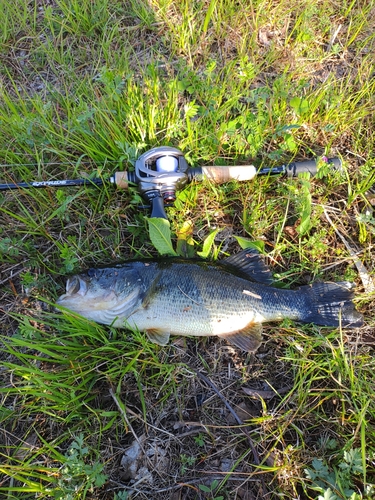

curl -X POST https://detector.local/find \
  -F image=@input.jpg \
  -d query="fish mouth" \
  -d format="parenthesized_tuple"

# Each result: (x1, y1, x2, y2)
(56, 276, 88, 304)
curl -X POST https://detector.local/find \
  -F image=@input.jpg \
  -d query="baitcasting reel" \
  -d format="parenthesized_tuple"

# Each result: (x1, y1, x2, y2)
(0, 146, 342, 219)
(111, 146, 265, 218)
(110, 146, 341, 218)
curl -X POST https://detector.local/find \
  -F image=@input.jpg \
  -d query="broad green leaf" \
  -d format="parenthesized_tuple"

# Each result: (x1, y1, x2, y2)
(199, 484, 211, 493)
(176, 220, 195, 258)
(297, 210, 312, 236)
(283, 133, 297, 152)
(146, 218, 177, 256)
(290, 96, 310, 115)
(197, 228, 220, 259)
(233, 236, 265, 253)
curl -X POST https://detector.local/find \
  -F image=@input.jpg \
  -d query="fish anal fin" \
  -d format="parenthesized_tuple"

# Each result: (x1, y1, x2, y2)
(222, 249, 273, 285)
(146, 328, 171, 346)
(220, 322, 263, 352)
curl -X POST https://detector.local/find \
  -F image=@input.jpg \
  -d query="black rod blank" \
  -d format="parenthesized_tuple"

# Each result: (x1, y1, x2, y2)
(0, 177, 104, 191)
(0, 157, 342, 191)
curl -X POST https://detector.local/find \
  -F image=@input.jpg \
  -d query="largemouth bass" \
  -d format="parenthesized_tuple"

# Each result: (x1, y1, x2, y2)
(56, 249, 363, 352)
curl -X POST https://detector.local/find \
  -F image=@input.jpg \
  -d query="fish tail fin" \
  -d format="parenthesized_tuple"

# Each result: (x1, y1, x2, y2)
(301, 281, 363, 327)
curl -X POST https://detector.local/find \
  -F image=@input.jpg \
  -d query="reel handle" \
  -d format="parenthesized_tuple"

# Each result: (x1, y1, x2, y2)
(150, 195, 168, 219)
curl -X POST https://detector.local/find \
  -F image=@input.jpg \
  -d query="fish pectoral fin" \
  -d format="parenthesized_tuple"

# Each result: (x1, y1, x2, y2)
(141, 271, 162, 309)
(146, 329, 171, 346)
(220, 322, 263, 352)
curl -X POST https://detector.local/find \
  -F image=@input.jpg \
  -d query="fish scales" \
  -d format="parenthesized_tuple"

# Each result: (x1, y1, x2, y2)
(126, 262, 299, 334)
(56, 249, 363, 352)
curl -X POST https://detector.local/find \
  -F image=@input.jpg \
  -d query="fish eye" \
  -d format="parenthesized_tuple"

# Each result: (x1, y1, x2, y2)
(87, 268, 96, 278)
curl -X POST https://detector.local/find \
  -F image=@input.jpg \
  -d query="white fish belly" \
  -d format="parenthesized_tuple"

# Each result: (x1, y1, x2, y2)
(122, 291, 266, 337)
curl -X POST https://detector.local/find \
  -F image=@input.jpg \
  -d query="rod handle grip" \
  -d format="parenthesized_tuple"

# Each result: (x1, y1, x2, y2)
(286, 157, 342, 177)
(112, 171, 130, 189)
(191, 165, 257, 184)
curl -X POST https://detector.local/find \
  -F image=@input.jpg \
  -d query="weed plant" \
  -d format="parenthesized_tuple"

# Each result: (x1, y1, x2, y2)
(0, 0, 374, 498)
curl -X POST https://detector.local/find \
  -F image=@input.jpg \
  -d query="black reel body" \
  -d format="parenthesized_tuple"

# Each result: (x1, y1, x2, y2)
(133, 147, 190, 218)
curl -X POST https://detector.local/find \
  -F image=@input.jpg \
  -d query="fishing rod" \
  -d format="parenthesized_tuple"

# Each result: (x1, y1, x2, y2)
(0, 146, 341, 219)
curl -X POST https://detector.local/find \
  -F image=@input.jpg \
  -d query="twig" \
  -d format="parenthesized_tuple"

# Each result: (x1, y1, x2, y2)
(108, 473, 262, 495)
(177, 285, 202, 306)
(109, 387, 140, 444)
(0, 267, 25, 286)
(323, 208, 375, 293)
(242, 386, 292, 400)
(321, 253, 364, 272)
(189, 368, 270, 500)
(326, 24, 342, 52)
(0, 244, 57, 286)
(109, 387, 177, 440)
(190, 368, 260, 466)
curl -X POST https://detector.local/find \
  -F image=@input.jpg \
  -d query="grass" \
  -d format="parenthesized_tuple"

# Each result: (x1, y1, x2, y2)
(0, 0, 374, 498)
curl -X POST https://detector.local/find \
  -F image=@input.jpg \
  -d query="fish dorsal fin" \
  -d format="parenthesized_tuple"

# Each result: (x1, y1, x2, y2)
(219, 322, 263, 352)
(222, 249, 273, 284)
(146, 329, 171, 346)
